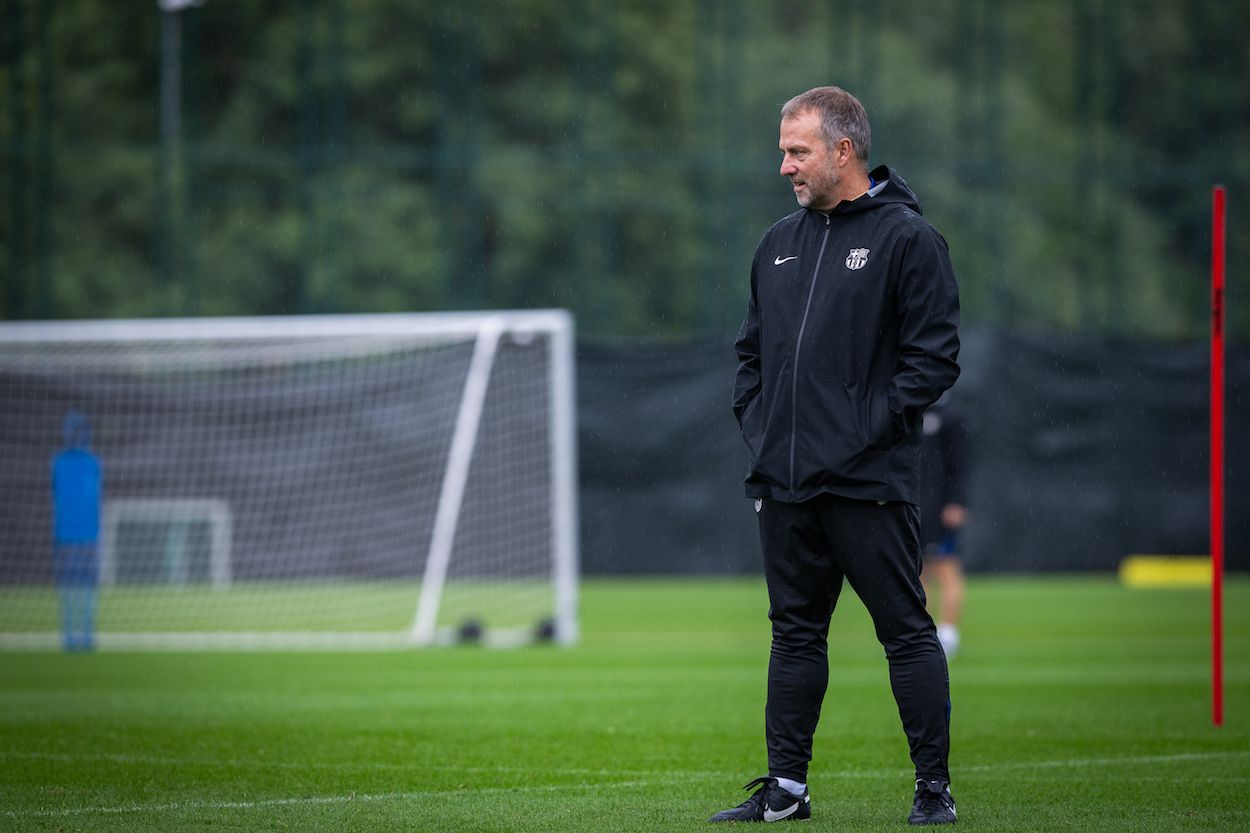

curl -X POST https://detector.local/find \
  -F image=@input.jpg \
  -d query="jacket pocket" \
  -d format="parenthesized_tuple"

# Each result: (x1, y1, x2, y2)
(799, 382, 873, 468)
(865, 389, 898, 450)
(739, 395, 764, 464)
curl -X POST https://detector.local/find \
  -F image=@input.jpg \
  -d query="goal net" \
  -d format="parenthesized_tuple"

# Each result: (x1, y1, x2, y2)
(0, 311, 579, 649)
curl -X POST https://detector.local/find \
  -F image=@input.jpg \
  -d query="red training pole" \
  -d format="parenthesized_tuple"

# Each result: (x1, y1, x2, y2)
(1211, 185, 1226, 728)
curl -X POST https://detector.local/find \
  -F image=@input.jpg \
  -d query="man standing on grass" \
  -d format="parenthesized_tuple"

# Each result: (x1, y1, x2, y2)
(919, 391, 970, 661)
(712, 86, 960, 825)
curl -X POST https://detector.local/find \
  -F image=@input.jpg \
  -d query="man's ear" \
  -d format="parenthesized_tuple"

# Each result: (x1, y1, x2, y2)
(835, 137, 855, 168)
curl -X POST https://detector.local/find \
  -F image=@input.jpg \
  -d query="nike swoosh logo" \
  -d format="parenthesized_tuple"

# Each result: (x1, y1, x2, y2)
(763, 803, 799, 822)
(774, 256, 798, 265)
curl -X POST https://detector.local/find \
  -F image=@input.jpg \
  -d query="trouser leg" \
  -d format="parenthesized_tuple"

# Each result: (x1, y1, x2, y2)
(56, 544, 98, 652)
(55, 545, 73, 651)
(820, 496, 951, 782)
(758, 498, 843, 782)
(58, 587, 73, 651)
(77, 585, 97, 650)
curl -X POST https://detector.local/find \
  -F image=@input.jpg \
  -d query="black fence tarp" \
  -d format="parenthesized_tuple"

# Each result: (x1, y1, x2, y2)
(577, 328, 1250, 574)
(3, 329, 1244, 578)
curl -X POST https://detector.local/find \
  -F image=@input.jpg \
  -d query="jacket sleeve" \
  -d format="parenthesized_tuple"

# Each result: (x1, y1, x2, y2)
(889, 223, 961, 439)
(732, 255, 763, 430)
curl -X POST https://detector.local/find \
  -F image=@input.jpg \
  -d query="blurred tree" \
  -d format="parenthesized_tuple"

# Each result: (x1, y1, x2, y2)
(0, 0, 1245, 340)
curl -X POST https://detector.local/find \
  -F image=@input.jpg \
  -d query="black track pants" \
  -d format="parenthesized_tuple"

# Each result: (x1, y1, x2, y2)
(757, 493, 951, 783)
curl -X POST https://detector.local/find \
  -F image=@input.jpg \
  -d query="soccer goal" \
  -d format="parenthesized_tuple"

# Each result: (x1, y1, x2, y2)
(0, 311, 579, 649)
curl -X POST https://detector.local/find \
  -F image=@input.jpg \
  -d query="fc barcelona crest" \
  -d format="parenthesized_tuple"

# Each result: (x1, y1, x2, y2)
(845, 248, 870, 270)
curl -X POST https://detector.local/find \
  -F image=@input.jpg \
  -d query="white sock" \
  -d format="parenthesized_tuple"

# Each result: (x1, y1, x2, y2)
(773, 777, 806, 796)
(937, 624, 960, 657)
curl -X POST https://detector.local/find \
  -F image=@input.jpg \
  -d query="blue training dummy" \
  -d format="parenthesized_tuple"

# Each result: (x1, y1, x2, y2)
(52, 410, 102, 652)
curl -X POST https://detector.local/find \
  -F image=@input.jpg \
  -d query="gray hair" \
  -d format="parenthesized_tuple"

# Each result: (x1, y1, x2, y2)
(781, 86, 871, 169)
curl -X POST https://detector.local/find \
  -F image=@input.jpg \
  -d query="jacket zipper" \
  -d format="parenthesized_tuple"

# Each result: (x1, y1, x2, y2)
(788, 213, 832, 498)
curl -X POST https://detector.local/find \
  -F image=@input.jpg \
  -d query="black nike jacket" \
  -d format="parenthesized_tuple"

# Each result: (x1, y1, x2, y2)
(733, 165, 960, 504)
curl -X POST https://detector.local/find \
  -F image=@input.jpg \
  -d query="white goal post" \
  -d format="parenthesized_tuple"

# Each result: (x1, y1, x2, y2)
(0, 311, 579, 649)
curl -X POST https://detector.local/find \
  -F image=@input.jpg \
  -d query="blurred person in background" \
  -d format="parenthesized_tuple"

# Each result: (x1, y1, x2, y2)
(919, 391, 969, 659)
(715, 86, 961, 826)
(51, 410, 102, 652)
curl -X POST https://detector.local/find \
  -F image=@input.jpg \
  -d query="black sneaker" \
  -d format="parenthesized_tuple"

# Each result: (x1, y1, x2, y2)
(709, 776, 811, 823)
(908, 778, 956, 825)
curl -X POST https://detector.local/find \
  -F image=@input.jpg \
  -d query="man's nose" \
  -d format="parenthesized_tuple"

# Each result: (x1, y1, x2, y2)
(780, 158, 797, 177)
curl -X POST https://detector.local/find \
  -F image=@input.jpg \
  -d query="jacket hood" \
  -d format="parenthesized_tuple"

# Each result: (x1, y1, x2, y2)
(824, 164, 922, 217)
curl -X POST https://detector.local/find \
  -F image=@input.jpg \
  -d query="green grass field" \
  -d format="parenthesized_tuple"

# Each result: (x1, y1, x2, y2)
(2, 575, 1247, 832)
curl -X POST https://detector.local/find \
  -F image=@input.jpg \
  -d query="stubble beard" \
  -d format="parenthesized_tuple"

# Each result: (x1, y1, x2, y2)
(794, 159, 841, 210)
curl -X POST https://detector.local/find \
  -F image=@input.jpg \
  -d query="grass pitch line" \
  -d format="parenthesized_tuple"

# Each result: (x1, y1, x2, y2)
(6, 749, 710, 778)
(968, 751, 1250, 771)
(825, 750, 1250, 780)
(8, 748, 1249, 781)
(7, 750, 1247, 821)
(3, 780, 653, 820)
